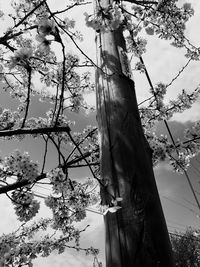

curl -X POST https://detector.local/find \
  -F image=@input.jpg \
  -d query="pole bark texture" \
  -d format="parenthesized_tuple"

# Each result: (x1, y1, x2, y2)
(95, 1, 175, 266)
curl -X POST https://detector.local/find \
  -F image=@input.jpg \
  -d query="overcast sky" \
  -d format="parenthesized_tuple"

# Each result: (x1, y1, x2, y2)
(0, 0, 200, 266)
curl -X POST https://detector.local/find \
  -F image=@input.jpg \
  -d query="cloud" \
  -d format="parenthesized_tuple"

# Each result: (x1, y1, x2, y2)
(31, 207, 105, 267)
(154, 161, 173, 173)
(154, 120, 194, 142)
(33, 250, 96, 267)
(135, 1, 200, 124)
(171, 99, 200, 123)
(0, 196, 21, 235)
(0, 195, 105, 267)
(83, 92, 96, 109)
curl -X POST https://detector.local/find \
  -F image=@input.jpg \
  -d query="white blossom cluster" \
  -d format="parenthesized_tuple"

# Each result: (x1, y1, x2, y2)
(185, 121, 200, 141)
(146, 132, 170, 166)
(132, 1, 194, 47)
(35, 15, 77, 53)
(170, 152, 191, 173)
(134, 62, 146, 73)
(84, 3, 124, 32)
(122, 1, 196, 61)
(11, 188, 40, 222)
(9, 48, 33, 69)
(45, 195, 77, 233)
(35, 18, 56, 53)
(47, 168, 69, 194)
(150, 83, 167, 110)
(145, 130, 198, 173)
(45, 173, 99, 233)
(140, 85, 200, 125)
(0, 109, 20, 131)
(181, 121, 200, 158)
(4, 150, 39, 182)
(45, 110, 73, 136)
(168, 87, 200, 116)
(0, 218, 93, 267)
(126, 36, 147, 57)
(61, 17, 76, 31)
(26, 116, 48, 129)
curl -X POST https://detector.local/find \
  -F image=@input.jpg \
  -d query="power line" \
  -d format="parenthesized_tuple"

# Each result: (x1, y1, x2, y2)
(33, 189, 200, 220)
(33, 191, 103, 215)
(167, 219, 189, 229)
(135, 45, 200, 212)
(190, 162, 200, 177)
(161, 195, 199, 216)
(163, 121, 200, 211)
(167, 225, 186, 232)
(182, 197, 198, 208)
(9, 175, 200, 219)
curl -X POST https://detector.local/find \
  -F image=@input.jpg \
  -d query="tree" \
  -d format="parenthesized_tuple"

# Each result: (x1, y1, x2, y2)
(170, 229, 200, 267)
(0, 0, 199, 266)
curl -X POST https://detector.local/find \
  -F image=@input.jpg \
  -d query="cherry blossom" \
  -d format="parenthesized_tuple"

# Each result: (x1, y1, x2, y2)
(0, 0, 198, 265)
(9, 48, 33, 69)
(4, 150, 39, 182)
(37, 19, 55, 36)
(12, 188, 40, 222)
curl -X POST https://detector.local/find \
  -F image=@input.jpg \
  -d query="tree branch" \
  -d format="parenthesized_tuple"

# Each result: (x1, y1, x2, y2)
(0, 173, 46, 194)
(13, 0, 46, 28)
(21, 68, 32, 128)
(123, 0, 157, 5)
(0, 148, 99, 194)
(0, 126, 71, 137)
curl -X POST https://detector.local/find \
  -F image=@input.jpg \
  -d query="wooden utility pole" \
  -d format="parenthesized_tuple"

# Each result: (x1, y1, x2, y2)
(95, 0, 174, 266)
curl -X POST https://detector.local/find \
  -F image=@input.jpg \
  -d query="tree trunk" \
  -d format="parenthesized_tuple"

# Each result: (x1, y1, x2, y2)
(95, 2, 174, 266)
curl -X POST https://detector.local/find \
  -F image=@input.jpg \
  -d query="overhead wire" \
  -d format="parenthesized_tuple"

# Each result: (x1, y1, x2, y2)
(190, 161, 200, 177)
(6, 171, 197, 233)
(134, 38, 200, 211)
(124, 10, 200, 211)
(30, 190, 200, 243)
(33, 189, 199, 235)
(161, 195, 199, 217)
(33, 189, 103, 215)
(182, 197, 198, 208)
(32, 184, 199, 227)
(34, 189, 193, 233)
(167, 218, 191, 229)
(164, 118, 200, 211)
(167, 225, 186, 232)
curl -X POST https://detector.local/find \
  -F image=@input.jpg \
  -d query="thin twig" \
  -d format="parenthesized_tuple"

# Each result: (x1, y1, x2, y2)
(41, 135, 49, 173)
(65, 127, 97, 163)
(67, 131, 102, 184)
(166, 58, 192, 89)
(50, 2, 92, 17)
(47, 134, 66, 164)
(13, 0, 46, 28)
(21, 68, 32, 128)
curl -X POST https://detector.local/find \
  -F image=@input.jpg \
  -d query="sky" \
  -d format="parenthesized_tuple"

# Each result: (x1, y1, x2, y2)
(0, 0, 200, 266)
